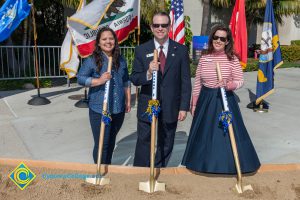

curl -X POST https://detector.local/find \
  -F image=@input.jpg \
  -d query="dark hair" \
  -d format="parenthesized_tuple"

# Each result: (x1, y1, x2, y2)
(93, 27, 120, 72)
(203, 24, 236, 60)
(152, 11, 171, 25)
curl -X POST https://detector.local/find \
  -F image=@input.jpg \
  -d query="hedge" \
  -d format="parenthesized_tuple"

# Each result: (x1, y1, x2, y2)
(281, 45, 300, 62)
(291, 40, 300, 46)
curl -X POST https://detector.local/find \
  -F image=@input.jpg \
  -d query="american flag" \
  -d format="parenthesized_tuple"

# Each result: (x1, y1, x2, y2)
(169, 0, 185, 44)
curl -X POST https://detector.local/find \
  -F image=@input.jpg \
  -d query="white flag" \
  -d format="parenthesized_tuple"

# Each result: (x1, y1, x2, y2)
(60, 0, 86, 79)
(68, 0, 139, 57)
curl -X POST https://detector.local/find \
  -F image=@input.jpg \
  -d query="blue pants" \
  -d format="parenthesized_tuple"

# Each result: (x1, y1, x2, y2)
(89, 109, 125, 164)
(133, 119, 177, 167)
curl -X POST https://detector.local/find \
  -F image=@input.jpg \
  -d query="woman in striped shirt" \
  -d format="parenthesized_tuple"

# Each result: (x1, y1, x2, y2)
(182, 24, 260, 174)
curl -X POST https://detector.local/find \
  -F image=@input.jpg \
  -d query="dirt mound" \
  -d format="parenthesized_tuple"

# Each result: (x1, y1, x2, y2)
(0, 165, 299, 200)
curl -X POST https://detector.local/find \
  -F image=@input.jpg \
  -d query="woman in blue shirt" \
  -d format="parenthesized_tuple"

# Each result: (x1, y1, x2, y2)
(77, 27, 131, 164)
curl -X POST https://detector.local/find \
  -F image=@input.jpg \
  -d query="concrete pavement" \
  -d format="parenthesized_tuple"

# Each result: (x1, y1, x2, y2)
(0, 68, 299, 167)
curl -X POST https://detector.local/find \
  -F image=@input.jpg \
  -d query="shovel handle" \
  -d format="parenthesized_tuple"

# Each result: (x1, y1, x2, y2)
(96, 57, 113, 178)
(152, 50, 158, 100)
(150, 50, 158, 192)
(216, 62, 243, 190)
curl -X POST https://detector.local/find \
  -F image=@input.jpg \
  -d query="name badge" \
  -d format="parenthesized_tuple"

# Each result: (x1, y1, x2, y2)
(146, 53, 154, 58)
(204, 58, 212, 62)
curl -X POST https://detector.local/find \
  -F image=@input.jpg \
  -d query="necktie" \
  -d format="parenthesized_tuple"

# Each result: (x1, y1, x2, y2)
(159, 46, 166, 74)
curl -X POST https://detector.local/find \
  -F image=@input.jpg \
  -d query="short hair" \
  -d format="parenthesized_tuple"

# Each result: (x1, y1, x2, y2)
(152, 11, 171, 25)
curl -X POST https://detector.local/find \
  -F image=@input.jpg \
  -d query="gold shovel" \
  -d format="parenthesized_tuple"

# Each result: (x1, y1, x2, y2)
(85, 57, 113, 185)
(139, 50, 165, 193)
(216, 63, 253, 193)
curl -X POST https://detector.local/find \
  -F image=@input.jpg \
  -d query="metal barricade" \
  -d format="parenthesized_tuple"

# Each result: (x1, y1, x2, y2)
(0, 46, 135, 80)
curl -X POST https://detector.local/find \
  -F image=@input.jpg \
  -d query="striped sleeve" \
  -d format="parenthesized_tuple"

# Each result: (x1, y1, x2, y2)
(226, 56, 244, 90)
(191, 60, 202, 106)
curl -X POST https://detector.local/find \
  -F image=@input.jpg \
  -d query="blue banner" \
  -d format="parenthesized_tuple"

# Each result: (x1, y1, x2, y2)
(0, 0, 31, 42)
(256, 0, 283, 104)
(192, 36, 208, 62)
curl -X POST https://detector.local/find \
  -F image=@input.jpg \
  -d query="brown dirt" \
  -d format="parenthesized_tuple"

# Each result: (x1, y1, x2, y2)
(0, 165, 299, 200)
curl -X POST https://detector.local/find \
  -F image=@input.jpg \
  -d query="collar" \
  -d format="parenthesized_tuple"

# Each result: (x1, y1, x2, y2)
(102, 51, 112, 59)
(154, 38, 169, 50)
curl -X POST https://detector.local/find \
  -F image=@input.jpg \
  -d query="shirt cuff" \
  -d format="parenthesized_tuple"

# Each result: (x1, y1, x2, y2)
(146, 70, 152, 81)
(225, 81, 237, 91)
(191, 95, 199, 106)
(85, 77, 92, 87)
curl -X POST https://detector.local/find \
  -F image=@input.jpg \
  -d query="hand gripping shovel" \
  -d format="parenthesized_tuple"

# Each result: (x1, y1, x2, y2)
(139, 50, 165, 193)
(216, 63, 253, 194)
(86, 57, 113, 185)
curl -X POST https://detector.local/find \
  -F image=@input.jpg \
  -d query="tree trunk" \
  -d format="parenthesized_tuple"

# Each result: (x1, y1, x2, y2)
(22, 19, 28, 46)
(27, 14, 32, 46)
(201, 0, 211, 35)
(4, 37, 19, 76)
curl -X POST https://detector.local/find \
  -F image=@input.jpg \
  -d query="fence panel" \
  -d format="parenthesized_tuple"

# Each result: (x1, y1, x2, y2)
(0, 46, 135, 80)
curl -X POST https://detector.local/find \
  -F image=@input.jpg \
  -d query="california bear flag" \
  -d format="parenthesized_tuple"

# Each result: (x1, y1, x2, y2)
(67, 0, 139, 57)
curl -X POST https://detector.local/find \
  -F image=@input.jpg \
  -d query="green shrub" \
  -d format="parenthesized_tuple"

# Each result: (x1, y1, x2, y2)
(281, 45, 300, 62)
(121, 49, 135, 75)
(190, 63, 197, 77)
(291, 40, 300, 46)
(244, 59, 259, 72)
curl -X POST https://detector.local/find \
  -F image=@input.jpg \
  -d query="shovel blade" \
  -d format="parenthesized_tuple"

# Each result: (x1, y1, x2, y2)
(235, 183, 253, 194)
(139, 180, 165, 193)
(85, 177, 110, 185)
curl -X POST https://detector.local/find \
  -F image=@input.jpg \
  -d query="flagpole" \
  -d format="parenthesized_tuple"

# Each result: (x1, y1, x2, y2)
(135, 0, 141, 107)
(28, 0, 51, 105)
(138, 0, 141, 45)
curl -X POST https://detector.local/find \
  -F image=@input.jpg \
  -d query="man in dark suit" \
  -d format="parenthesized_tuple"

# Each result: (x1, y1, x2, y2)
(130, 12, 191, 167)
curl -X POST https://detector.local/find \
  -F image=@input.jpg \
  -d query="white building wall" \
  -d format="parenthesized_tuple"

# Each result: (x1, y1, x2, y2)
(184, 2, 300, 45)
(183, 0, 203, 36)
(256, 16, 300, 45)
(277, 16, 300, 45)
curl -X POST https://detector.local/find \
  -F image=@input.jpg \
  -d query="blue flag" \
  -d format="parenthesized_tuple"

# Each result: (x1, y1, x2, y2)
(0, 0, 31, 42)
(256, 0, 283, 105)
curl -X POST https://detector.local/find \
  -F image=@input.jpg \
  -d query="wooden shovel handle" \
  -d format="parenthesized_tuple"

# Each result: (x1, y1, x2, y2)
(96, 56, 113, 176)
(153, 49, 158, 62)
(216, 62, 222, 81)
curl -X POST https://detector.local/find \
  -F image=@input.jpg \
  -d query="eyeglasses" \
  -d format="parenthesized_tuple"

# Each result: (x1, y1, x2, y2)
(152, 24, 169, 28)
(212, 35, 227, 42)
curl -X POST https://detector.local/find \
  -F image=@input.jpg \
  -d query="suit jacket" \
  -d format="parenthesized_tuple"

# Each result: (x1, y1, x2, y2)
(130, 39, 191, 123)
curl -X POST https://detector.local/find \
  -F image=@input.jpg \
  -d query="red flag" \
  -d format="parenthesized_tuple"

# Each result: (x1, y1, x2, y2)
(229, 0, 247, 69)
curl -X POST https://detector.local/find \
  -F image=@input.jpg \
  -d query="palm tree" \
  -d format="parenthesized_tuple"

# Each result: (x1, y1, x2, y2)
(59, 0, 83, 9)
(59, 0, 166, 25)
(200, 0, 210, 35)
(201, 0, 300, 35)
(246, 0, 300, 25)
(140, 0, 167, 25)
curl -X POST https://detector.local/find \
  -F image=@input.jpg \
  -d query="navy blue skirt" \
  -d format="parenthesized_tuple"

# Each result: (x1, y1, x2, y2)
(182, 86, 260, 174)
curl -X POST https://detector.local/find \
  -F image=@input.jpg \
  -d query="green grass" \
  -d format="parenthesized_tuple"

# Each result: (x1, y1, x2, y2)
(279, 62, 300, 69)
(0, 79, 52, 91)
(243, 58, 300, 72)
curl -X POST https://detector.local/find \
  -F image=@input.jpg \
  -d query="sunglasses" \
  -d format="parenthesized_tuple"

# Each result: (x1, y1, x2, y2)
(152, 24, 169, 28)
(212, 35, 227, 42)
